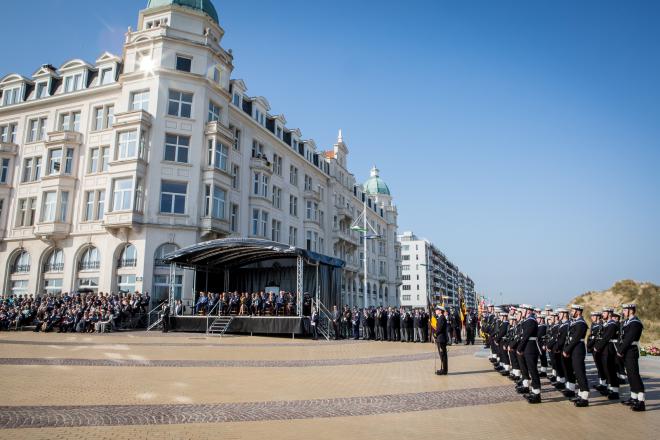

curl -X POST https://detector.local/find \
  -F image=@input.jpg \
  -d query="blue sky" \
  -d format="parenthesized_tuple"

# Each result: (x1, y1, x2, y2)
(2, 0, 659, 305)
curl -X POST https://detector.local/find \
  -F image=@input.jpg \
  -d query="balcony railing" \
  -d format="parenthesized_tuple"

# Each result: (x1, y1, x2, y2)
(12, 265, 31, 273)
(117, 258, 137, 268)
(78, 261, 100, 271)
(43, 263, 64, 273)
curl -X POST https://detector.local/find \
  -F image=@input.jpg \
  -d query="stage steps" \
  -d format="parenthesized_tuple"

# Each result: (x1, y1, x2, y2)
(146, 318, 162, 332)
(207, 316, 233, 336)
(312, 300, 334, 341)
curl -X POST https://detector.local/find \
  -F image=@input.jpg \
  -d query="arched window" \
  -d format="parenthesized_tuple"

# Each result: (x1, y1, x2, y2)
(44, 249, 64, 272)
(153, 243, 182, 302)
(78, 246, 100, 271)
(117, 244, 137, 268)
(12, 251, 31, 273)
(154, 243, 178, 266)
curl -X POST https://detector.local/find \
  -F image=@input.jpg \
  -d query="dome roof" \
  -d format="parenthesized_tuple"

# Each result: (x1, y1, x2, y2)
(147, 0, 219, 24)
(363, 166, 391, 196)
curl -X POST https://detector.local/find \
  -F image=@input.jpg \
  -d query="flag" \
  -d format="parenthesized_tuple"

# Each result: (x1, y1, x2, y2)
(430, 314, 437, 331)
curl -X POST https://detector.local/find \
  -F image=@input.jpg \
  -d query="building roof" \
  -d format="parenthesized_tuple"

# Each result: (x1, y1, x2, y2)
(363, 166, 391, 196)
(146, 0, 219, 24)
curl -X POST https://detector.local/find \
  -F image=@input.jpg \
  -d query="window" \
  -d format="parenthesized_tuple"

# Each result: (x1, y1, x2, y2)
(130, 90, 150, 111)
(251, 209, 259, 236)
(167, 90, 192, 118)
(26, 117, 47, 142)
(207, 139, 228, 170)
(47, 148, 73, 175)
(289, 195, 298, 216)
(12, 251, 31, 273)
(44, 249, 64, 272)
(36, 82, 48, 99)
(304, 174, 313, 191)
(251, 140, 264, 158)
(232, 127, 241, 150)
(112, 178, 133, 211)
(402, 295, 411, 301)
(153, 274, 182, 301)
(204, 185, 225, 219)
(402, 285, 411, 291)
(10, 280, 28, 296)
(41, 191, 57, 222)
(232, 93, 241, 107)
(101, 147, 110, 172)
(63, 73, 84, 93)
(164, 134, 190, 163)
(58, 111, 81, 131)
(306, 201, 319, 221)
(252, 172, 268, 198)
(100, 68, 114, 85)
(118, 244, 137, 268)
(271, 219, 281, 242)
(208, 101, 221, 122)
(289, 165, 298, 186)
(84, 190, 105, 221)
(0, 123, 17, 143)
(261, 211, 268, 236)
(15, 197, 36, 226)
(175, 55, 192, 72)
(273, 154, 282, 176)
(93, 105, 114, 130)
(160, 181, 187, 214)
(0, 158, 9, 184)
(117, 274, 137, 293)
(230, 203, 239, 232)
(231, 163, 240, 189)
(288, 227, 297, 246)
(88, 148, 99, 173)
(59, 191, 69, 222)
(43, 279, 63, 295)
(117, 131, 138, 159)
(79, 247, 100, 271)
(2, 86, 22, 105)
(272, 186, 281, 209)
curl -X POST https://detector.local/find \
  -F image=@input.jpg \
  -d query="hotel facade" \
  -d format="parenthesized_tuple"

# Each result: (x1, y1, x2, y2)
(0, 0, 401, 308)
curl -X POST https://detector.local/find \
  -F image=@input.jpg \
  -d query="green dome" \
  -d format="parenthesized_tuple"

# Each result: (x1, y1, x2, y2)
(364, 166, 391, 196)
(147, 0, 219, 24)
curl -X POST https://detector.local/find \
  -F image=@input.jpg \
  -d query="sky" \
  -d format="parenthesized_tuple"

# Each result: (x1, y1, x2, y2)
(2, 0, 659, 305)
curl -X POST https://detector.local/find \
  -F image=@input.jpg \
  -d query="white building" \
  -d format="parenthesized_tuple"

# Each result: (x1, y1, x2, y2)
(398, 231, 475, 309)
(0, 0, 400, 308)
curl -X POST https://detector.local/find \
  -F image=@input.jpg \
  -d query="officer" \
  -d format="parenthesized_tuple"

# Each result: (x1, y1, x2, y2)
(554, 308, 570, 390)
(587, 311, 606, 393)
(536, 310, 548, 377)
(160, 300, 171, 333)
(594, 307, 619, 398)
(434, 306, 448, 375)
(618, 303, 646, 411)
(465, 308, 477, 345)
(518, 304, 541, 403)
(563, 304, 589, 407)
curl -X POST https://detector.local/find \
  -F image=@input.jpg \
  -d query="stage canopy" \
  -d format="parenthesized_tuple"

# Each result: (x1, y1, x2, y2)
(162, 238, 345, 269)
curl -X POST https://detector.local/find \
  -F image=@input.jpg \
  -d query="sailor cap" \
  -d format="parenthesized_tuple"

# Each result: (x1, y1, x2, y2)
(435, 306, 445, 312)
(522, 304, 535, 311)
(590, 311, 601, 317)
(612, 311, 621, 318)
(570, 304, 584, 311)
(534, 308, 542, 313)
(621, 303, 636, 309)
(556, 308, 568, 313)
(601, 307, 614, 313)
(551, 312, 559, 317)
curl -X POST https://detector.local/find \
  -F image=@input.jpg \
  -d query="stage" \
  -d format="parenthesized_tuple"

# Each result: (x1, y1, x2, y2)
(170, 316, 310, 336)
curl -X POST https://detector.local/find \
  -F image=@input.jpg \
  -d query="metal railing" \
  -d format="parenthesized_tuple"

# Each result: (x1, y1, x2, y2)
(206, 300, 220, 332)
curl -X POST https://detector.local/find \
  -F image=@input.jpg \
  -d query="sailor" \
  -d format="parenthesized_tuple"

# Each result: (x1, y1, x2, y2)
(587, 311, 607, 393)
(501, 311, 517, 378)
(507, 308, 522, 382)
(613, 312, 628, 384)
(494, 310, 509, 373)
(536, 309, 548, 377)
(618, 303, 646, 411)
(514, 308, 528, 392)
(553, 308, 570, 390)
(593, 307, 618, 398)
(545, 312, 559, 383)
(563, 304, 589, 407)
(518, 304, 541, 403)
(486, 304, 497, 361)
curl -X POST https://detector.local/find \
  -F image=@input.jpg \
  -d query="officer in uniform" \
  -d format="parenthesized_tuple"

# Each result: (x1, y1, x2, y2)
(536, 310, 548, 377)
(587, 311, 606, 393)
(554, 308, 570, 390)
(618, 303, 646, 411)
(518, 304, 541, 403)
(434, 306, 448, 375)
(594, 307, 619, 398)
(160, 301, 171, 333)
(563, 304, 589, 407)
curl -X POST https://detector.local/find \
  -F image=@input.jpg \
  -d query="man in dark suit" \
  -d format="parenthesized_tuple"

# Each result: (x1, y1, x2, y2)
(435, 306, 449, 375)
(311, 308, 319, 340)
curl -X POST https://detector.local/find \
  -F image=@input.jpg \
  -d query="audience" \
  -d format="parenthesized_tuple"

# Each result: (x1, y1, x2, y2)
(192, 290, 299, 317)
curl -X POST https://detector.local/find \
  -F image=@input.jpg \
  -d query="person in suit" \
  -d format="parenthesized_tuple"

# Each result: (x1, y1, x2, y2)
(435, 306, 449, 375)
(174, 299, 185, 316)
(352, 307, 360, 340)
(310, 308, 319, 340)
(331, 305, 341, 340)
(160, 301, 171, 333)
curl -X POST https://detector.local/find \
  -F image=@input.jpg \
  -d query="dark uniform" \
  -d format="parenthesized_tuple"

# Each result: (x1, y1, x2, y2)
(494, 315, 509, 372)
(554, 315, 570, 390)
(518, 309, 541, 403)
(537, 318, 548, 377)
(587, 314, 605, 391)
(435, 311, 448, 375)
(564, 311, 589, 407)
(160, 302, 170, 333)
(594, 315, 620, 397)
(617, 306, 645, 411)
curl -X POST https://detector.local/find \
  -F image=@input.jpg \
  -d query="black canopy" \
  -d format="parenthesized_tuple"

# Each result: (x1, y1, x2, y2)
(162, 238, 345, 270)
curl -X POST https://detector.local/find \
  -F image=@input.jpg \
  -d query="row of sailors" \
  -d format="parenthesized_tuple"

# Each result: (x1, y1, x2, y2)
(481, 303, 646, 411)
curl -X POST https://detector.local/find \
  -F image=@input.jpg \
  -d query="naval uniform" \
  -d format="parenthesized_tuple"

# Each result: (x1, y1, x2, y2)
(555, 320, 569, 387)
(565, 316, 589, 401)
(594, 319, 620, 393)
(519, 314, 541, 398)
(617, 316, 645, 401)
(537, 322, 548, 375)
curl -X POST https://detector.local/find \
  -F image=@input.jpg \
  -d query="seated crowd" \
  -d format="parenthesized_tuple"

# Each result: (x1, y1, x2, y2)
(0, 291, 150, 333)
(191, 291, 299, 317)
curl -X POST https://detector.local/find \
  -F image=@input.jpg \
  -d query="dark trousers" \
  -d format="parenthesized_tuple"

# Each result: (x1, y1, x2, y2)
(525, 347, 541, 390)
(624, 347, 644, 393)
(437, 342, 448, 373)
(352, 323, 360, 339)
(517, 351, 528, 380)
(161, 316, 169, 333)
(454, 326, 462, 343)
(562, 353, 575, 383)
(332, 321, 339, 339)
(593, 350, 606, 381)
(571, 344, 588, 392)
(539, 348, 548, 368)
(604, 346, 620, 387)
(510, 349, 519, 370)
(311, 324, 318, 340)
(466, 327, 475, 344)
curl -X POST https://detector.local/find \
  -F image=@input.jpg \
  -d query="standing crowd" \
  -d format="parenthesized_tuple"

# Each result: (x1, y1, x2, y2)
(482, 302, 646, 411)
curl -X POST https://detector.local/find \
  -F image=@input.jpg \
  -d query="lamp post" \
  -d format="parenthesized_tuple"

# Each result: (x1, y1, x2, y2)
(351, 197, 378, 309)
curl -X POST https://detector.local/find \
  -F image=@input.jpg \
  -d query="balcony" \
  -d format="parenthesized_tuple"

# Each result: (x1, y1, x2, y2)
(205, 121, 234, 142)
(199, 216, 231, 239)
(117, 258, 137, 269)
(249, 154, 272, 174)
(113, 110, 153, 129)
(103, 211, 144, 232)
(303, 188, 321, 201)
(11, 265, 31, 274)
(46, 130, 83, 146)
(43, 263, 64, 273)
(335, 204, 352, 220)
(336, 229, 359, 247)
(0, 142, 18, 155)
(78, 261, 100, 271)
(34, 222, 71, 240)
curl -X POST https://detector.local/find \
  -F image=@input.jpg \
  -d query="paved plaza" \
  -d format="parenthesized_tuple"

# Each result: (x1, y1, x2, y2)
(0, 332, 658, 439)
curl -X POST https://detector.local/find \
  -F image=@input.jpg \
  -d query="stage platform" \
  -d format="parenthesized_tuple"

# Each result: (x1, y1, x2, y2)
(170, 316, 310, 336)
